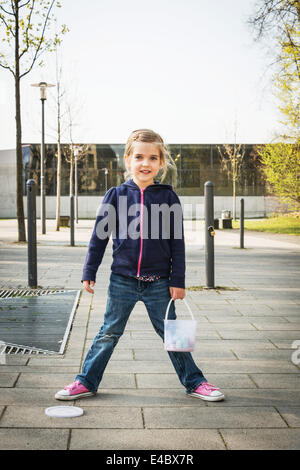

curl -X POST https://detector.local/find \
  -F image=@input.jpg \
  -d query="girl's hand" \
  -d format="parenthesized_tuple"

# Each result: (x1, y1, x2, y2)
(82, 280, 95, 294)
(169, 286, 185, 300)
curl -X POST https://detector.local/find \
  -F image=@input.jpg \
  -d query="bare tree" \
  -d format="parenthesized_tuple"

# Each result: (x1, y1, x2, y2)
(0, 0, 67, 241)
(217, 143, 246, 220)
(62, 142, 89, 224)
(61, 93, 88, 198)
(41, 54, 82, 230)
(249, 1, 300, 208)
(249, 0, 300, 42)
(55, 66, 63, 230)
(54, 52, 68, 230)
(249, 0, 300, 139)
(50, 58, 86, 227)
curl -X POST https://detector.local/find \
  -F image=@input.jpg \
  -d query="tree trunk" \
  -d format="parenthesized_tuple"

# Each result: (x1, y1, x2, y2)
(233, 178, 236, 221)
(15, 4, 26, 242)
(55, 140, 62, 231)
(55, 92, 62, 231)
(70, 151, 74, 196)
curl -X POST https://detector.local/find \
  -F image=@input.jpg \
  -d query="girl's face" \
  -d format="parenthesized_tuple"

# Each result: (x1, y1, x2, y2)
(126, 141, 163, 189)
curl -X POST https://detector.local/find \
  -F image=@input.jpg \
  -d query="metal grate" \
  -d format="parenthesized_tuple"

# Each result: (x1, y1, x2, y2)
(0, 341, 56, 355)
(0, 288, 66, 299)
(0, 288, 81, 355)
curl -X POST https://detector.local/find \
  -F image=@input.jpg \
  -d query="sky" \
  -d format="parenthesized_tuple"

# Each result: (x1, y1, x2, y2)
(0, 0, 285, 150)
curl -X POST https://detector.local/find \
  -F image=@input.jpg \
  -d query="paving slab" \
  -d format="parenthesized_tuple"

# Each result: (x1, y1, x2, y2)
(77, 388, 207, 407)
(70, 428, 226, 450)
(0, 356, 28, 365)
(133, 348, 237, 361)
(135, 360, 298, 374)
(27, 357, 82, 366)
(143, 406, 287, 429)
(0, 373, 18, 387)
(240, 309, 300, 317)
(75, 388, 300, 408)
(251, 321, 300, 330)
(261, 331, 300, 340)
(26, 349, 134, 362)
(216, 329, 297, 340)
(0, 406, 143, 429)
(0, 365, 80, 374)
(276, 407, 300, 427)
(136, 373, 256, 389)
(0, 428, 69, 450)
(284, 315, 300, 322)
(220, 429, 300, 450)
(233, 350, 293, 360)
(250, 374, 300, 389)
(15, 372, 137, 389)
(84, 338, 277, 352)
(105, 360, 174, 373)
(205, 389, 300, 407)
(0, 387, 68, 406)
(271, 339, 300, 349)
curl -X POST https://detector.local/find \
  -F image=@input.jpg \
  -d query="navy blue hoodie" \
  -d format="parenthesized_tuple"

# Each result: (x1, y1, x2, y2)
(81, 178, 185, 288)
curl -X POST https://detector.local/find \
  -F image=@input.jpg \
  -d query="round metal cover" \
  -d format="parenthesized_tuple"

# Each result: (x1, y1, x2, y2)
(45, 406, 83, 418)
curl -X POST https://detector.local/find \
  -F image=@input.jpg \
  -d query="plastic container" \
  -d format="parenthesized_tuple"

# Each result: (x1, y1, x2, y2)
(164, 298, 197, 352)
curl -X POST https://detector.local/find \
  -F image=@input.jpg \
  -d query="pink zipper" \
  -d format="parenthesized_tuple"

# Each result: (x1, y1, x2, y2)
(137, 188, 144, 277)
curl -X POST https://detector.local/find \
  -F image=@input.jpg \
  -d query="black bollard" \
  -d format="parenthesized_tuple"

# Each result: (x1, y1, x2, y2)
(26, 179, 37, 288)
(204, 181, 215, 288)
(240, 198, 244, 249)
(70, 195, 75, 246)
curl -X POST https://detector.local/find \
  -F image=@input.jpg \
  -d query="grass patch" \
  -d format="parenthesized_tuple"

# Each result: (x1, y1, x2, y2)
(232, 214, 300, 236)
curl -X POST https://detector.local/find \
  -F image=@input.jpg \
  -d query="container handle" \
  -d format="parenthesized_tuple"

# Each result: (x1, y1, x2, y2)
(165, 297, 195, 322)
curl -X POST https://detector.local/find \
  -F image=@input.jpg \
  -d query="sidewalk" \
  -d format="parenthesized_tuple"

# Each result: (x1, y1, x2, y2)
(0, 219, 300, 450)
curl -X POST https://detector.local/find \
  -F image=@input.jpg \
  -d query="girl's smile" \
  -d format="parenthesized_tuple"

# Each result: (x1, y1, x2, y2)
(126, 142, 162, 189)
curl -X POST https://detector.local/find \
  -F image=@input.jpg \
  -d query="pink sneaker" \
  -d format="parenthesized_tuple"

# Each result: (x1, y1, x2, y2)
(188, 382, 225, 401)
(55, 380, 95, 400)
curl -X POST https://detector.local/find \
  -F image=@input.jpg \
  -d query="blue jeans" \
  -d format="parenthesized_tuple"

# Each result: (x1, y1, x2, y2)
(76, 272, 207, 393)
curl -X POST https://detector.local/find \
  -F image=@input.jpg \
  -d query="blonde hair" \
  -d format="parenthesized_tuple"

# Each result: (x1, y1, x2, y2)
(123, 129, 177, 185)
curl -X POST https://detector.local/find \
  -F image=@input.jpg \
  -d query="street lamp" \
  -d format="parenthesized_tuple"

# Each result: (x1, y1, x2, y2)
(31, 81, 55, 234)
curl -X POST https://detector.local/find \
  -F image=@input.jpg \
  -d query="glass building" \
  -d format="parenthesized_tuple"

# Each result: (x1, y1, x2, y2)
(22, 143, 266, 197)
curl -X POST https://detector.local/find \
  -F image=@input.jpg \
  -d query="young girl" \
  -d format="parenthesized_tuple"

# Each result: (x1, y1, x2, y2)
(55, 129, 224, 402)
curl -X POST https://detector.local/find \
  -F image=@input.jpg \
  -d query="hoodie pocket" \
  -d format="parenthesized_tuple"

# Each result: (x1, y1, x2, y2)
(141, 239, 171, 271)
(112, 238, 139, 268)
(113, 239, 126, 255)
